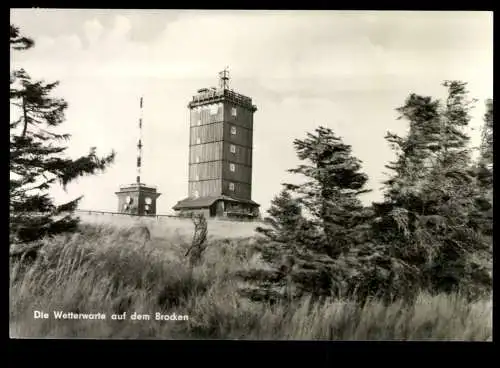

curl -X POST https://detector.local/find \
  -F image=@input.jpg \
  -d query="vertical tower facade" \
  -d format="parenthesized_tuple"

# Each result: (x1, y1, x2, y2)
(115, 96, 161, 216)
(173, 70, 260, 219)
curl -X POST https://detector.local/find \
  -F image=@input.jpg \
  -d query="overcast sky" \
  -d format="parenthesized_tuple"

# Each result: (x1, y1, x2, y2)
(10, 9, 493, 215)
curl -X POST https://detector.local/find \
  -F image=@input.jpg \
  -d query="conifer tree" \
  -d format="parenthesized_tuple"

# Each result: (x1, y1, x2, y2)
(373, 81, 491, 298)
(481, 99, 493, 165)
(371, 93, 443, 276)
(256, 188, 304, 243)
(241, 127, 372, 301)
(284, 126, 371, 257)
(466, 98, 493, 291)
(476, 99, 493, 195)
(242, 188, 312, 303)
(10, 25, 115, 245)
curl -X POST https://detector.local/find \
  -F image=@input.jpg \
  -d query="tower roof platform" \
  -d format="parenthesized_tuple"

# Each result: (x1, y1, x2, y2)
(188, 88, 257, 112)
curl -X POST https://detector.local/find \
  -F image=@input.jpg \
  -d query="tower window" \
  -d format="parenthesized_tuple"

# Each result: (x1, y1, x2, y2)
(196, 137, 201, 144)
(195, 156, 200, 163)
(195, 174, 199, 181)
(229, 182, 235, 191)
(229, 163, 235, 172)
(210, 104, 218, 115)
(230, 144, 236, 153)
(197, 119, 201, 126)
(231, 107, 237, 117)
(230, 126, 237, 135)
(193, 190, 199, 198)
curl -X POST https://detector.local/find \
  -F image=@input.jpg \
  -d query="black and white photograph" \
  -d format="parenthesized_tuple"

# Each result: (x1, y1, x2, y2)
(9, 9, 492, 340)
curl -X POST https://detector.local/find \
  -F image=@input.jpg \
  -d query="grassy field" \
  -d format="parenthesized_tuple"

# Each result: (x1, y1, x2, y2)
(9, 222, 492, 340)
(74, 211, 262, 242)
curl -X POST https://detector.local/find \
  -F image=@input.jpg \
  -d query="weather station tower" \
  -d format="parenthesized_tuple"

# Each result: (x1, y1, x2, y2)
(173, 69, 260, 219)
(115, 96, 161, 216)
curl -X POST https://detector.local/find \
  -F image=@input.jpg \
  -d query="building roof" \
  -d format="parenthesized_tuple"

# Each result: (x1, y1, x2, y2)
(172, 195, 260, 210)
(117, 183, 159, 192)
(188, 88, 257, 111)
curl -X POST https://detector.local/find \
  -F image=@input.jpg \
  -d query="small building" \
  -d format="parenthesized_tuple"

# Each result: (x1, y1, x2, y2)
(115, 183, 161, 216)
(173, 70, 260, 219)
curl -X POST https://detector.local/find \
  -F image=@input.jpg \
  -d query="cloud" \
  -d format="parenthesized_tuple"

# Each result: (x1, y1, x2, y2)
(13, 11, 493, 86)
(83, 18, 104, 45)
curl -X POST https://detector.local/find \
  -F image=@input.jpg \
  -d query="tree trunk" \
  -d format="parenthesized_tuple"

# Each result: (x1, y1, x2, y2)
(21, 96, 28, 138)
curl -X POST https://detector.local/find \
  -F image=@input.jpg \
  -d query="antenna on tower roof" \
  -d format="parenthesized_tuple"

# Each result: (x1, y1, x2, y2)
(219, 67, 230, 90)
(136, 95, 144, 185)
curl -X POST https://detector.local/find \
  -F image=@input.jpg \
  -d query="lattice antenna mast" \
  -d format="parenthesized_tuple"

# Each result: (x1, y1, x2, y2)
(219, 67, 230, 90)
(136, 96, 144, 184)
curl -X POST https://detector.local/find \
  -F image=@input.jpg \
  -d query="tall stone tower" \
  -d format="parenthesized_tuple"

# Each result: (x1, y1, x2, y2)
(115, 96, 161, 216)
(173, 69, 260, 219)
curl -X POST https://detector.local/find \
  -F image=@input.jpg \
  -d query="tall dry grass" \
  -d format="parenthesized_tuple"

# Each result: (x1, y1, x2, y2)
(74, 212, 262, 242)
(9, 224, 492, 340)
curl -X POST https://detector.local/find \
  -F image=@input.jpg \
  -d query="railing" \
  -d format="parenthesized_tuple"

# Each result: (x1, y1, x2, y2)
(223, 89, 253, 106)
(75, 210, 262, 223)
(225, 211, 256, 217)
(118, 183, 158, 190)
(190, 88, 253, 107)
(75, 210, 177, 218)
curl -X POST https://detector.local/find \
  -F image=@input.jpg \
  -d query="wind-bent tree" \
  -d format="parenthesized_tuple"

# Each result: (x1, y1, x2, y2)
(242, 127, 373, 302)
(468, 98, 493, 285)
(372, 81, 492, 299)
(476, 99, 493, 196)
(371, 93, 443, 275)
(283, 127, 372, 257)
(244, 83, 491, 305)
(10, 25, 115, 245)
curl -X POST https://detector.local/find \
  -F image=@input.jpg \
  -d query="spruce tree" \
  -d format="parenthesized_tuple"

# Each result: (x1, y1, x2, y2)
(10, 25, 115, 245)
(371, 93, 443, 280)
(241, 127, 372, 302)
(425, 82, 492, 297)
(466, 98, 493, 292)
(241, 188, 311, 303)
(256, 188, 304, 243)
(478, 98, 493, 220)
(283, 126, 371, 257)
(476, 99, 493, 195)
(481, 99, 493, 167)
(373, 81, 491, 298)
